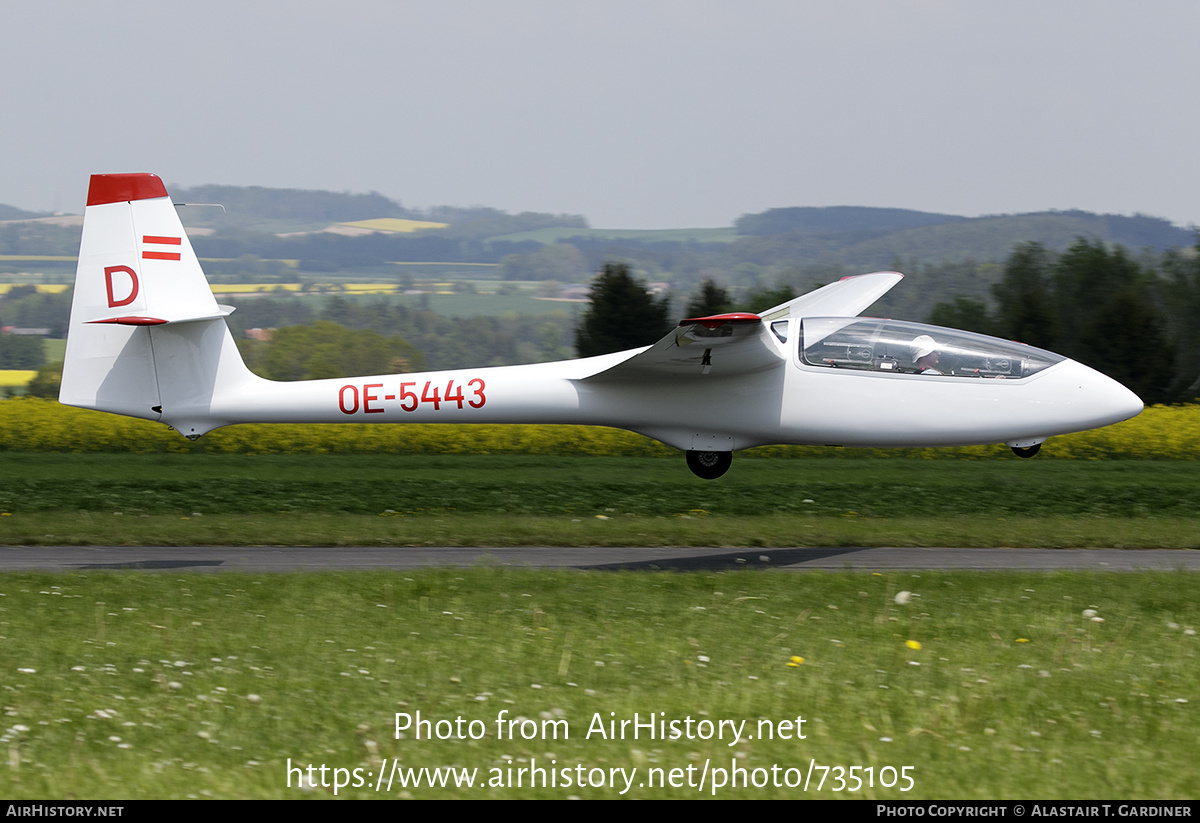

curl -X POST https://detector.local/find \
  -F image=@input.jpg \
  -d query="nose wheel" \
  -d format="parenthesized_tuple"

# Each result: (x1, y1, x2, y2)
(1011, 444, 1041, 458)
(686, 450, 732, 479)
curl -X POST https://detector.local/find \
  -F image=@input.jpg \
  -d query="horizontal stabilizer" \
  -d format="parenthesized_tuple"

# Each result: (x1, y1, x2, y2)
(85, 305, 235, 327)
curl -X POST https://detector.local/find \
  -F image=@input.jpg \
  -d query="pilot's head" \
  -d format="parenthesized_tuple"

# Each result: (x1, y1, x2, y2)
(912, 335, 940, 370)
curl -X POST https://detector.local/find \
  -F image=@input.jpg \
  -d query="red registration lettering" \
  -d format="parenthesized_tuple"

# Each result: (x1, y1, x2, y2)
(421, 381, 441, 410)
(468, 378, 486, 408)
(399, 382, 418, 412)
(363, 383, 384, 413)
(343, 377, 486, 414)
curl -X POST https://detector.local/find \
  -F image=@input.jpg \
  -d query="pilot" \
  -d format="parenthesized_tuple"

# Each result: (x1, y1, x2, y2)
(911, 335, 944, 375)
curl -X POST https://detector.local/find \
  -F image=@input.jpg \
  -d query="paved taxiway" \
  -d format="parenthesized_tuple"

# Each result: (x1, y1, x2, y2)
(2, 546, 1198, 572)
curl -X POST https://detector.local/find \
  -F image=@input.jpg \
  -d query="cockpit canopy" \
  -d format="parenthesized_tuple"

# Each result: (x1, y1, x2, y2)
(799, 317, 1065, 379)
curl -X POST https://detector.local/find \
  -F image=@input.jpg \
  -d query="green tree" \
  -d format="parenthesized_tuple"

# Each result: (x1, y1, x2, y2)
(537, 321, 572, 361)
(259, 321, 422, 380)
(992, 243, 1058, 349)
(2, 285, 37, 302)
(737, 285, 798, 313)
(1079, 287, 1174, 403)
(1053, 240, 1142, 352)
(0, 289, 72, 338)
(926, 297, 998, 337)
(0, 335, 45, 369)
(575, 262, 670, 357)
(684, 279, 733, 318)
(1053, 240, 1174, 403)
(992, 240, 1177, 403)
(1160, 243, 1200, 401)
(501, 243, 589, 282)
(24, 360, 62, 398)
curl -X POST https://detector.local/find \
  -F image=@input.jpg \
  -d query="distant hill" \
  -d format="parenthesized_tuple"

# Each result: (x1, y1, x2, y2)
(168, 184, 412, 233)
(160, 185, 590, 239)
(728, 207, 1196, 268)
(736, 206, 968, 235)
(487, 227, 738, 244)
(426, 210, 588, 242)
(0, 204, 52, 221)
(2, 182, 1195, 277)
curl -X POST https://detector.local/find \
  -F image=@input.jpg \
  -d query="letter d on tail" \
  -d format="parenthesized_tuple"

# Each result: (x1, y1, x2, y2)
(104, 265, 139, 308)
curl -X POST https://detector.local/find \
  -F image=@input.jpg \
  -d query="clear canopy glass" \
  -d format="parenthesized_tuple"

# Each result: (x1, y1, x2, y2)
(799, 318, 1065, 379)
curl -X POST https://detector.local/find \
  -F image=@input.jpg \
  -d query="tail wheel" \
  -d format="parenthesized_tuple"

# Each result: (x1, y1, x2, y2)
(1011, 444, 1041, 458)
(686, 450, 732, 479)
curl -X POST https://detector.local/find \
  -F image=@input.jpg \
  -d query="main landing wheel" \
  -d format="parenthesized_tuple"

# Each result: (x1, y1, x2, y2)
(1011, 444, 1041, 458)
(686, 450, 732, 480)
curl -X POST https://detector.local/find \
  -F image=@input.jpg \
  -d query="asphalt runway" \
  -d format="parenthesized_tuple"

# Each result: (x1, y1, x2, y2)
(2, 545, 1199, 572)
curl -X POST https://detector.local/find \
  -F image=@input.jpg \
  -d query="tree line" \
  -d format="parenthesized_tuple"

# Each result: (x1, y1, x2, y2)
(232, 295, 575, 378)
(577, 241, 1200, 406)
(926, 240, 1198, 405)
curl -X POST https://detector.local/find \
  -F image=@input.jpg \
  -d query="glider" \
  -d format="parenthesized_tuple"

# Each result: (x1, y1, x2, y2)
(60, 174, 1143, 478)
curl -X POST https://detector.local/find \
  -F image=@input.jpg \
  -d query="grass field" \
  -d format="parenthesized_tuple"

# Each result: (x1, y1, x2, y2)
(0, 454, 1197, 548)
(1, 454, 1195, 799)
(0, 569, 1194, 798)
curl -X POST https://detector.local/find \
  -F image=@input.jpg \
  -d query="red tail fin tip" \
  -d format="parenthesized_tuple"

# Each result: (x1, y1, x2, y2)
(86, 173, 168, 206)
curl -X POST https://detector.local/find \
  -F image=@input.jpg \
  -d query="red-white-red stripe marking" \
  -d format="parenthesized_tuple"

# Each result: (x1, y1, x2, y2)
(142, 235, 182, 261)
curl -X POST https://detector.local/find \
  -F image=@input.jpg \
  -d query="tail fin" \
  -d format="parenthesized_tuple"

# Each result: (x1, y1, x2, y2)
(60, 173, 253, 438)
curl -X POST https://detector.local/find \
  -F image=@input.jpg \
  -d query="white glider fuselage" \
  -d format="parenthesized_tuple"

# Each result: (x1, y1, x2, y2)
(188, 326, 1138, 452)
(59, 174, 1143, 476)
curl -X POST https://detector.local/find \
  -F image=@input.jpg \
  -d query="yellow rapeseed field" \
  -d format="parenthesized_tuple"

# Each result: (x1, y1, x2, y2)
(0, 370, 37, 388)
(0, 284, 71, 294)
(342, 284, 401, 294)
(338, 218, 448, 233)
(205, 284, 302, 293)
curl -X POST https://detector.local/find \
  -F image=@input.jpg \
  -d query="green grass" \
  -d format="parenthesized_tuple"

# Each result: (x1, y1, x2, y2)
(0, 569, 1195, 798)
(2, 455, 1197, 548)
(1, 455, 1195, 799)
(41, 338, 65, 362)
(5, 512, 1200, 550)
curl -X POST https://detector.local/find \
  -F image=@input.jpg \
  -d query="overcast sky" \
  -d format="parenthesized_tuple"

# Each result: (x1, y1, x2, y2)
(2, 0, 1197, 229)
